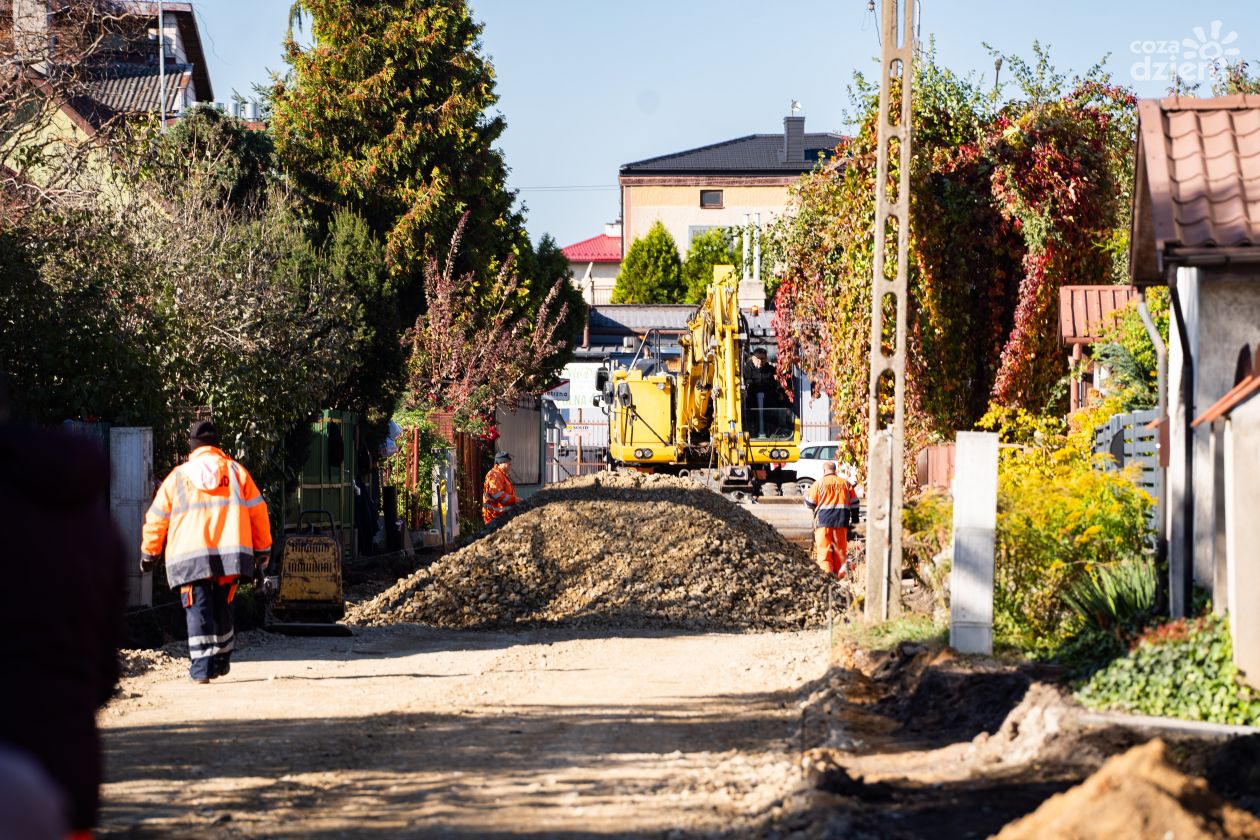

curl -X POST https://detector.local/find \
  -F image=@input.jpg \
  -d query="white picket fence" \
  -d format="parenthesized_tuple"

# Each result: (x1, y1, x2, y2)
(1092, 408, 1161, 531)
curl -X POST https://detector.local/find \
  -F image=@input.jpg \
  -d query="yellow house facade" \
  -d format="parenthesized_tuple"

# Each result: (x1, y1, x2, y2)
(3, 0, 215, 199)
(619, 115, 843, 262)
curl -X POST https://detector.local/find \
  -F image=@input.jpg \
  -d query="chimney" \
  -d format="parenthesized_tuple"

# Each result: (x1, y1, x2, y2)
(604, 220, 622, 239)
(13, 0, 52, 68)
(782, 115, 805, 163)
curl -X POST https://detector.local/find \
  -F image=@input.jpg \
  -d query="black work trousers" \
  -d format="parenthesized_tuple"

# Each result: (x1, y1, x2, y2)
(180, 577, 238, 681)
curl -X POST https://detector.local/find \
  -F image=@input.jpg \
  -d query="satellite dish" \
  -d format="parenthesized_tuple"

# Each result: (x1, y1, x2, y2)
(790, 99, 802, 114)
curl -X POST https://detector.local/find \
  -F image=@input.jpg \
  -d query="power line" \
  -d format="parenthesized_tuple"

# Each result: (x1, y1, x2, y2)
(516, 184, 618, 193)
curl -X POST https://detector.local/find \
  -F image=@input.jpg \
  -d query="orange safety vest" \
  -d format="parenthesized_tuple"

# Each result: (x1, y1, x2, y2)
(482, 465, 519, 524)
(804, 473, 858, 529)
(805, 473, 858, 577)
(141, 446, 272, 586)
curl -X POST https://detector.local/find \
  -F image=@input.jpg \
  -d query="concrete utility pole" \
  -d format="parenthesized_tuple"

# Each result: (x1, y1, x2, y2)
(864, 0, 915, 622)
(157, 1, 167, 133)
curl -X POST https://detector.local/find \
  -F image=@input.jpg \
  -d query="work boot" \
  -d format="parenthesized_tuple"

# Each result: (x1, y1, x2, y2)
(209, 653, 231, 679)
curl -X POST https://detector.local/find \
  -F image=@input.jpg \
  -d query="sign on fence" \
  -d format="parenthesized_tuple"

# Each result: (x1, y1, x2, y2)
(544, 380, 570, 402)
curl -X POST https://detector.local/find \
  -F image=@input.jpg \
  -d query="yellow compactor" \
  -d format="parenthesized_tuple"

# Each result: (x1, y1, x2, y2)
(597, 265, 800, 496)
(264, 509, 351, 636)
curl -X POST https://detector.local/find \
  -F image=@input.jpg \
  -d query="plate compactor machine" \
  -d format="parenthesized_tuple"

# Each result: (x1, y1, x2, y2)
(261, 509, 352, 636)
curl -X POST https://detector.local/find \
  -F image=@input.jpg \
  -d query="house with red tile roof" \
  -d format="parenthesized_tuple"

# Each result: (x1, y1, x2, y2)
(1130, 93, 1260, 686)
(560, 221, 622, 305)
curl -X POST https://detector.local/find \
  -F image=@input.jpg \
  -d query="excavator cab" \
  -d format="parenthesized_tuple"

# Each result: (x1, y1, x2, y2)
(605, 331, 676, 468)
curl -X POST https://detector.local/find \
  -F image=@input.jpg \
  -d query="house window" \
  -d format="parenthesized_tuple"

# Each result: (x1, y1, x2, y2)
(699, 189, 723, 209)
(688, 225, 719, 245)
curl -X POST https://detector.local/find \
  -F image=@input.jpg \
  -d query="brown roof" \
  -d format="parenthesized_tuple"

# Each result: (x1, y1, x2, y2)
(1130, 95, 1260, 285)
(1193, 344, 1260, 427)
(75, 63, 191, 128)
(1058, 285, 1139, 345)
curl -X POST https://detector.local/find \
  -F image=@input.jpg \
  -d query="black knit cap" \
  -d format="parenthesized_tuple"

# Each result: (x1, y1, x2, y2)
(189, 420, 219, 449)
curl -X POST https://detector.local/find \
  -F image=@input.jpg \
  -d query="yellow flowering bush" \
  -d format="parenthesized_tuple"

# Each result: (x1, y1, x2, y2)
(980, 402, 1154, 648)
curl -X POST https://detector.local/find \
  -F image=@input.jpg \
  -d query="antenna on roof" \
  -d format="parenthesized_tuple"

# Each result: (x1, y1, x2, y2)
(790, 99, 802, 115)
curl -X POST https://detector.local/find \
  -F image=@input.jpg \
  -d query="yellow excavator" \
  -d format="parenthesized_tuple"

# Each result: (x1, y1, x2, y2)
(597, 265, 800, 496)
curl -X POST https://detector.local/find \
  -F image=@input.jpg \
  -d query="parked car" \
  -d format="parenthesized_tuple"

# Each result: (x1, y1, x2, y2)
(794, 441, 862, 496)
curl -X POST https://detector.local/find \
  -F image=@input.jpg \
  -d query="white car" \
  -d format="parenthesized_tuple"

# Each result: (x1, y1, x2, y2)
(794, 441, 862, 497)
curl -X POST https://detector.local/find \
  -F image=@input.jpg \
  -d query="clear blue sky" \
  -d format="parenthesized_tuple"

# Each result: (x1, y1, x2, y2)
(198, 1, 1260, 248)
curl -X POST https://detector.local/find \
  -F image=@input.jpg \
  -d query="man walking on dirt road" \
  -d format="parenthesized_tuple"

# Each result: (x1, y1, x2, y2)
(804, 461, 858, 578)
(482, 450, 520, 525)
(141, 421, 272, 683)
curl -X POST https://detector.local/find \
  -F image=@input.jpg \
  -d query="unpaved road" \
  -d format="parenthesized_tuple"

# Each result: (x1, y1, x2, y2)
(99, 626, 830, 838)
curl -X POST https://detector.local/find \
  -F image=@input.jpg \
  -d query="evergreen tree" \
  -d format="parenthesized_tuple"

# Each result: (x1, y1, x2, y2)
(273, 0, 519, 280)
(681, 227, 737, 303)
(271, 1, 572, 417)
(611, 221, 684, 304)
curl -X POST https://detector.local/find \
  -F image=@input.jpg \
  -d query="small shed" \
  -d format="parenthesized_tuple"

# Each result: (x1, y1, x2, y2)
(1058, 285, 1140, 412)
(1130, 94, 1260, 686)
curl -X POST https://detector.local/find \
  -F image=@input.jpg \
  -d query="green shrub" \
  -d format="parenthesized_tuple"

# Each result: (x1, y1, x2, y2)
(1062, 557, 1156, 638)
(1075, 614, 1260, 725)
(611, 221, 684, 303)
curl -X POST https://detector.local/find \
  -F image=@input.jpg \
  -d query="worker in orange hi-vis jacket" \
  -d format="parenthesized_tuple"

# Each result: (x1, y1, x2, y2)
(803, 461, 859, 578)
(140, 421, 272, 684)
(482, 451, 520, 525)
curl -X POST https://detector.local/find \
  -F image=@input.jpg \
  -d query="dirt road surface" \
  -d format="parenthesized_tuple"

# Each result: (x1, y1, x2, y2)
(99, 626, 830, 839)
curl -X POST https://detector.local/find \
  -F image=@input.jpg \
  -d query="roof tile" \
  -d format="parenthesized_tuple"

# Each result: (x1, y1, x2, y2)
(1132, 95, 1260, 277)
(622, 131, 845, 175)
(1198, 109, 1233, 138)
(77, 62, 191, 127)
(561, 233, 621, 263)
(1058, 285, 1139, 344)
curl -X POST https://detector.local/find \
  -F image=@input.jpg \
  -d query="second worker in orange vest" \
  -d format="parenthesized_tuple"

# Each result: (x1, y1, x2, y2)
(482, 450, 520, 525)
(804, 461, 859, 578)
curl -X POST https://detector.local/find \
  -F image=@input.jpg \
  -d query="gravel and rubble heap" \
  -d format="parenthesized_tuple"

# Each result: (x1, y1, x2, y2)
(348, 471, 834, 630)
(117, 648, 179, 678)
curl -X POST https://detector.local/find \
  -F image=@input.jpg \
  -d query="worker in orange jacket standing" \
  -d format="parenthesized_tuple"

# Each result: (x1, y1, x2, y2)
(482, 451, 520, 525)
(804, 461, 859, 578)
(141, 421, 272, 683)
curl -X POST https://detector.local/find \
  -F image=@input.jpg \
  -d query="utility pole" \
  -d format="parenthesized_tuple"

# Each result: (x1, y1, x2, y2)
(864, 0, 915, 622)
(157, 0, 167, 133)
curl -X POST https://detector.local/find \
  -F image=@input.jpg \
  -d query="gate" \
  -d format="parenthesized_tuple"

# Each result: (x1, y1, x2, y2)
(1092, 408, 1161, 531)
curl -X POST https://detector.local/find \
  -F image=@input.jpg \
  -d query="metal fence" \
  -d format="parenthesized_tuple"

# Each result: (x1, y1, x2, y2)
(1092, 408, 1161, 530)
(545, 442, 607, 483)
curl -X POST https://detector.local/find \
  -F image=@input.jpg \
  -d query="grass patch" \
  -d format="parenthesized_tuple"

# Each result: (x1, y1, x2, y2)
(836, 613, 948, 652)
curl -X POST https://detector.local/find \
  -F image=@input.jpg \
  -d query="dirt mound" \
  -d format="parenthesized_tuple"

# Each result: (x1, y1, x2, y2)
(118, 648, 179, 678)
(348, 471, 834, 630)
(995, 739, 1260, 840)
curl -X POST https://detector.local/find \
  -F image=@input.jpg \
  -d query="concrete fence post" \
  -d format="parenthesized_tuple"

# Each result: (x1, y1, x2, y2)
(110, 427, 153, 608)
(950, 431, 998, 654)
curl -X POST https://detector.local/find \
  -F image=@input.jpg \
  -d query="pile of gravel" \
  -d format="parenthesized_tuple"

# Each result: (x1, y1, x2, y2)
(348, 472, 835, 630)
(118, 648, 179, 678)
